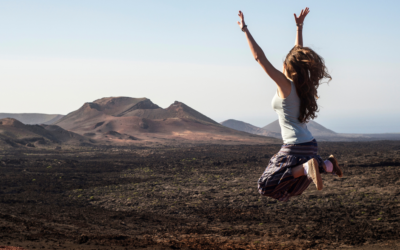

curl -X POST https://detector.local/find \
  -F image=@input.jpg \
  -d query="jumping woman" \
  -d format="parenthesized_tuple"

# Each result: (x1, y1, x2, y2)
(237, 8, 343, 202)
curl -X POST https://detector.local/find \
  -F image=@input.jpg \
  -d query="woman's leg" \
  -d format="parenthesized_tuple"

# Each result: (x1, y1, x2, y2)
(292, 159, 323, 190)
(325, 155, 343, 177)
(292, 164, 305, 178)
(293, 157, 340, 178)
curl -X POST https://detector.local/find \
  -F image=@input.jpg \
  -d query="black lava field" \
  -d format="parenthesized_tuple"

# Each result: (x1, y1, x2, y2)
(0, 141, 400, 249)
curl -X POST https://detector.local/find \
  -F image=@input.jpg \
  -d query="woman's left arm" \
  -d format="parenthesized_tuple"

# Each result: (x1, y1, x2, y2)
(294, 7, 310, 47)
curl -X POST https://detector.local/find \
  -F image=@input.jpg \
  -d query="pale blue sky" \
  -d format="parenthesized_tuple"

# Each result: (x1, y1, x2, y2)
(1, 0, 399, 133)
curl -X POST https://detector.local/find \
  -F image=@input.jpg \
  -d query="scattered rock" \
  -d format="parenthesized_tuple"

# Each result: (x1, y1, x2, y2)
(77, 234, 89, 244)
(94, 121, 105, 129)
(84, 132, 96, 137)
(139, 120, 149, 129)
(107, 131, 121, 136)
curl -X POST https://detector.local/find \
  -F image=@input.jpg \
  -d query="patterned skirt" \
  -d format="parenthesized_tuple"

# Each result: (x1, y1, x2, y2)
(257, 139, 326, 201)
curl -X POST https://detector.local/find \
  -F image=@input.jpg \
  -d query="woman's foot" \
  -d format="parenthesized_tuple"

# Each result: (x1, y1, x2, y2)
(327, 155, 343, 177)
(306, 158, 323, 190)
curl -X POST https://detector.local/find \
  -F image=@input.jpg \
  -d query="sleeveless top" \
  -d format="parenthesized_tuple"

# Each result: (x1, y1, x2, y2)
(271, 80, 314, 144)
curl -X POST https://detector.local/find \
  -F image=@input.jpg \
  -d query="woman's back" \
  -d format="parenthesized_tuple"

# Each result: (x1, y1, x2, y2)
(272, 81, 314, 144)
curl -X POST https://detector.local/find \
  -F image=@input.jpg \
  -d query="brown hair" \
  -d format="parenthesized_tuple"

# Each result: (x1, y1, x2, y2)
(284, 45, 332, 123)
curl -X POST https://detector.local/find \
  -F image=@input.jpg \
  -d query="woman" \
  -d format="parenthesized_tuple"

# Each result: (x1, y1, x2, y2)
(237, 8, 343, 202)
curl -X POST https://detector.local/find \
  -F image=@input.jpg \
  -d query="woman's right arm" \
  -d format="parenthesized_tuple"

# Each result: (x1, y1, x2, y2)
(237, 11, 290, 96)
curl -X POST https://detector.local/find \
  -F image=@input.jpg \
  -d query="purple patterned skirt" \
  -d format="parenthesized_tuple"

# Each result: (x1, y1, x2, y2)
(257, 139, 326, 201)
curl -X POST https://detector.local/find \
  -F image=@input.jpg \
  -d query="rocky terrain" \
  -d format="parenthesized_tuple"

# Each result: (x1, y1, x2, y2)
(0, 141, 399, 249)
(1, 97, 399, 250)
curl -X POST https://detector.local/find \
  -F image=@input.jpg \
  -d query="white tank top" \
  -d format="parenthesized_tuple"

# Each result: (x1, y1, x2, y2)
(271, 81, 314, 144)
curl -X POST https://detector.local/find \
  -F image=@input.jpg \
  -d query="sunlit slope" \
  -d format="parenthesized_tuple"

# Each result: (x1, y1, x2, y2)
(54, 97, 279, 144)
(0, 118, 88, 148)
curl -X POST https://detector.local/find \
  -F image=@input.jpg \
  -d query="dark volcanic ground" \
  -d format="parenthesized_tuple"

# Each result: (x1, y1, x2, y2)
(0, 141, 400, 249)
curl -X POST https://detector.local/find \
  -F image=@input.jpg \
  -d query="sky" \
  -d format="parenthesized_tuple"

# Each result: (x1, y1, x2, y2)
(1, 0, 399, 133)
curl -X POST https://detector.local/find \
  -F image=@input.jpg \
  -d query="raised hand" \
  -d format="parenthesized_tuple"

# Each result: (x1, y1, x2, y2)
(237, 10, 246, 29)
(294, 7, 310, 25)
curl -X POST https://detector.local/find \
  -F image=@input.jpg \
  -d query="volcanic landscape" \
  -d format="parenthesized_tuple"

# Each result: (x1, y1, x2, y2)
(0, 97, 399, 249)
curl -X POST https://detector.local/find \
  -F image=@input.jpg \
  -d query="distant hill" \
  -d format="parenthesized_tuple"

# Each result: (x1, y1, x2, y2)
(220, 119, 281, 138)
(0, 118, 90, 148)
(54, 97, 279, 145)
(262, 120, 337, 137)
(259, 120, 400, 141)
(55, 97, 219, 132)
(221, 118, 346, 142)
(0, 113, 64, 125)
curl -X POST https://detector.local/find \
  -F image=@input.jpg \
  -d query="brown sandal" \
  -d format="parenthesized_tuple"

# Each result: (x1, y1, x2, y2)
(328, 155, 343, 177)
(307, 158, 323, 190)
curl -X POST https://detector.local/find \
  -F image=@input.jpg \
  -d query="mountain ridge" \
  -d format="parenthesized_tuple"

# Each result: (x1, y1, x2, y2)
(0, 113, 64, 125)
(53, 97, 279, 145)
(0, 118, 90, 148)
(220, 119, 281, 138)
(262, 120, 337, 137)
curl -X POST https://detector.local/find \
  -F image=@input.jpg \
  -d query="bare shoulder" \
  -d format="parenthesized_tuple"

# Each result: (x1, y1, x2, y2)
(276, 78, 292, 98)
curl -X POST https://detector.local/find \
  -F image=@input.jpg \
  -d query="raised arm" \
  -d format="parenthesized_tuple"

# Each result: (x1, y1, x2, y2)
(294, 7, 310, 47)
(237, 11, 290, 96)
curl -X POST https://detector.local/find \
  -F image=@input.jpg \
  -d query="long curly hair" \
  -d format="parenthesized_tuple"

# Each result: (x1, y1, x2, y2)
(284, 45, 332, 123)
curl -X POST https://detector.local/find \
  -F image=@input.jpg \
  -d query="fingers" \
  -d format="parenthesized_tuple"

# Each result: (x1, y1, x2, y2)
(303, 7, 310, 17)
(298, 7, 310, 18)
(238, 10, 244, 20)
(294, 7, 309, 24)
(237, 21, 241, 26)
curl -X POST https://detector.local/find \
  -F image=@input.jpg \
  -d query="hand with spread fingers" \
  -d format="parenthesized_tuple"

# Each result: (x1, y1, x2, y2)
(294, 7, 310, 26)
(237, 10, 246, 30)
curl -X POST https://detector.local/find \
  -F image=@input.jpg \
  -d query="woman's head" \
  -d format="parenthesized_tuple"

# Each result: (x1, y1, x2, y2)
(283, 45, 331, 123)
